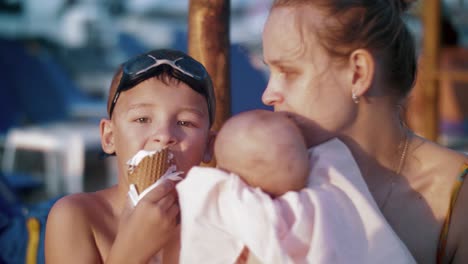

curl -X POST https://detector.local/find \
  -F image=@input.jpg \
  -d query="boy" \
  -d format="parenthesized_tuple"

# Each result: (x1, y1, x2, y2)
(45, 49, 216, 264)
(177, 110, 416, 263)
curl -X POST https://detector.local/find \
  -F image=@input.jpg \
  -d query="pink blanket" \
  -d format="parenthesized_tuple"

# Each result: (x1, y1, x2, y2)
(177, 138, 416, 263)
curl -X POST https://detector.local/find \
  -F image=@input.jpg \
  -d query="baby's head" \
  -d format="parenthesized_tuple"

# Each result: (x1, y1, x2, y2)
(215, 110, 310, 197)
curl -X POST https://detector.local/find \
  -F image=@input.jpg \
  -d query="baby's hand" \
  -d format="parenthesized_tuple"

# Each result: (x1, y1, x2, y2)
(108, 179, 179, 263)
(235, 247, 250, 264)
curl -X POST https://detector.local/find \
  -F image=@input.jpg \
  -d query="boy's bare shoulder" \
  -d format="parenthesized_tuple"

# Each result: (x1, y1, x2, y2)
(48, 187, 119, 230)
(45, 190, 116, 263)
(51, 191, 109, 217)
(47, 192, 106, 235)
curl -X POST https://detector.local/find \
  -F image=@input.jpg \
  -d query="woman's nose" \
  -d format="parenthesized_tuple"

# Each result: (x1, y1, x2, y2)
(262, 82, 284, 106)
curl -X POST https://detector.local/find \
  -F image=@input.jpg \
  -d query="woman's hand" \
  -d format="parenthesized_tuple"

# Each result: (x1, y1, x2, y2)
(106, 179, 180, 263)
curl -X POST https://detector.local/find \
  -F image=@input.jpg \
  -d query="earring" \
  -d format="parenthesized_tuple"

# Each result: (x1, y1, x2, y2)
(352, 92, 360, 104)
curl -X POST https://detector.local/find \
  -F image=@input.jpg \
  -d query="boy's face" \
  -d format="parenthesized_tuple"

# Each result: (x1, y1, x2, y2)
(101, 77, 214, 181)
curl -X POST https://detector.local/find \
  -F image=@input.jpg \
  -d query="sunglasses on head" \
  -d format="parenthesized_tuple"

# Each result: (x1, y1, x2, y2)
(108, 49, 215, 125)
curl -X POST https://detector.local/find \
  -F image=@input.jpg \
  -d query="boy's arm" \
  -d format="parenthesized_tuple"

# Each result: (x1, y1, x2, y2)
(45, 195, 102, 263)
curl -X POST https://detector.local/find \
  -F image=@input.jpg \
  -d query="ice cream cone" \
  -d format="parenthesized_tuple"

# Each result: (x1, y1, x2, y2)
(128, 148, 171, 194)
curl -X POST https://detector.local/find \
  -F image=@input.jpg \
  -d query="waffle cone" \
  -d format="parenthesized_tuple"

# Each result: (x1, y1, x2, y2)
(128, 148, 171, 194)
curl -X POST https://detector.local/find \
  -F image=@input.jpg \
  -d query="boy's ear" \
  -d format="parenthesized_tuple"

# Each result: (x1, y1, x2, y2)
(348, 49, 375, 97)
(100, 118, 116, 154)
(202, 131, 217, 164)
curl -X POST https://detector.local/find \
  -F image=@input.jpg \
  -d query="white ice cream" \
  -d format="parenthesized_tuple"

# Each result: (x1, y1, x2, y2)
(126, 148, 183, 206)
(126, 149, 174, 173)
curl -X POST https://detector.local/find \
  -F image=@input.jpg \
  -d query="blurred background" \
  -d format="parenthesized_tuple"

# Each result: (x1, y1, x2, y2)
(0, 0, 272, 204)
(0, 0, 468, 205)
(0, 0, 467, 262)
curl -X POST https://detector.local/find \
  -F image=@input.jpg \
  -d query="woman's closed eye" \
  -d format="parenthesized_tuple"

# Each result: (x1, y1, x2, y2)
(279, 68, 299, 79)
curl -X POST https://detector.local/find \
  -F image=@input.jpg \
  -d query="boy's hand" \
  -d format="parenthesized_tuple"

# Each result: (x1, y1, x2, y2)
(107, 179, 179, 263)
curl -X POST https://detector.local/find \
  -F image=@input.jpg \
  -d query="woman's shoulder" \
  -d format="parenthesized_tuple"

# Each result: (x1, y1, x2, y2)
(431, 143, 468, 263)
(412, 136, 467, 177)
(409, 137, 468, 262)
(408, 136, 466, 216)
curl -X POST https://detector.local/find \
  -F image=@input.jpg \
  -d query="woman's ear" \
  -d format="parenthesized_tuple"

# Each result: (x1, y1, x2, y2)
(100, 118, 116, 154)
(348, 49, 375, 97)
(202, 131, 217, 163)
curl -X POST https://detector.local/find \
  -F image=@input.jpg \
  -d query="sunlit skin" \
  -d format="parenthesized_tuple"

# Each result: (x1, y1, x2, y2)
(108, 77, 213, 184)
(262, 7, 356, 147)
(45, 76, 214, 264)
(262, 5, 468, 263)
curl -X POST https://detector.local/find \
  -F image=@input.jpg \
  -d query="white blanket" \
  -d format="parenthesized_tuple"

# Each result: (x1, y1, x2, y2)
(177, 138, 416, 264)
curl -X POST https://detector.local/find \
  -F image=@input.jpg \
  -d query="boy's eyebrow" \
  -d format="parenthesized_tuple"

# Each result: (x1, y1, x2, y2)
(179, 106, 206, 117)
(127, 103, 153, 110)
(127, 103, 206, 117)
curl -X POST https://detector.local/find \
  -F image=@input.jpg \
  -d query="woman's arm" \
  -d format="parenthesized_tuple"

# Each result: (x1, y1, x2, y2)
(449, 167, 468, 263)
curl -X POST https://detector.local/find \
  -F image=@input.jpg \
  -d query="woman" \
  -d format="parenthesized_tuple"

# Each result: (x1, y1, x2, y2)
(261, 1, 467, 263)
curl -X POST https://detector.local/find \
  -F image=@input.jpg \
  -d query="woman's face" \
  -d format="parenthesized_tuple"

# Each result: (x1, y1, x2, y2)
(262, 5, 356, 145)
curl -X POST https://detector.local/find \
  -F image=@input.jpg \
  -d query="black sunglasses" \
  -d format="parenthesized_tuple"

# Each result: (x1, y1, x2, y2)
(108, 49, 215, 125)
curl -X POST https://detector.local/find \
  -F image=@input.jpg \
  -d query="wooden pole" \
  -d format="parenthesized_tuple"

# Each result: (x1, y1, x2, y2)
(188, 0, 230, 166)
(421, 0, 441, 141)
(188, 0, 230, 130)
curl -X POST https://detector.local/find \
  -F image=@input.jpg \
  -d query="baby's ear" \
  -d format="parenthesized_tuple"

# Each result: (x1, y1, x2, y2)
(202, 130, 217, 163)
(100, 118, 115, 154)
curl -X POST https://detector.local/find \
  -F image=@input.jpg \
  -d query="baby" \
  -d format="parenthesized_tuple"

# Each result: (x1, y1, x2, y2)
(214, 109, 310, 263)
(177, 109, 416, 263)
(214, 109, 310, 197)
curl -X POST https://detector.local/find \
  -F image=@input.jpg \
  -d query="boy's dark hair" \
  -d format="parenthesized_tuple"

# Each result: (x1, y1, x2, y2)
(107, 49, 216, 126)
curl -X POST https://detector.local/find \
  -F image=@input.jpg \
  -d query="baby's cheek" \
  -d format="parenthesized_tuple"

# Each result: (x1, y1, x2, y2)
(297, 159, 311, 189)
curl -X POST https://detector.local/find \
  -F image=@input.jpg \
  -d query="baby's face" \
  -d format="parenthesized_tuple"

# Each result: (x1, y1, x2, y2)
(105, 77, 213, 180)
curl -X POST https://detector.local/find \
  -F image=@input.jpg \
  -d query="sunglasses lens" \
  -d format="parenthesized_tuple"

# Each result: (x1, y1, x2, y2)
(175, 58, 206, 80)
(124, 55, 155, 75)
